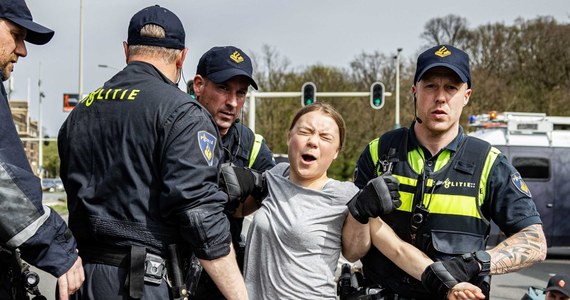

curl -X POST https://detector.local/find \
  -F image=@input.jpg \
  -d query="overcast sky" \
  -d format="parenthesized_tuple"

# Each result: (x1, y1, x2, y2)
(7, 0, 570, 136)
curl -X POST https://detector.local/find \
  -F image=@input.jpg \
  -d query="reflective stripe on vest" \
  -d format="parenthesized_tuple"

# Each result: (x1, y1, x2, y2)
(369, 135, 500, 220)
(248, 134, 264, 168)
(369, 138, 380, 167)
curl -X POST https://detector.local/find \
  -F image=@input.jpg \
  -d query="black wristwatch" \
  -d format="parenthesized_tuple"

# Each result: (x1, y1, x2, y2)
(463, 250, 491, 275)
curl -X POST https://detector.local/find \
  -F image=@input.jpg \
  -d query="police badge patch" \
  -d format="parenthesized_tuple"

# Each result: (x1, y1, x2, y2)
(511, 172, 532, 197)
(197, 131, 217, 166)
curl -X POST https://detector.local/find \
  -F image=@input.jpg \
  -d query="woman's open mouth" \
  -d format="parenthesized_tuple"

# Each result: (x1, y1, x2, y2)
(301, 154, 317, 163)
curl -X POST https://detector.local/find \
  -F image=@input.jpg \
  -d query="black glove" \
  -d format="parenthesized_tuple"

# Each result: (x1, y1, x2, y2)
(421, 254, 481, 299)
(347, 174, 401, 224)
(219, 163, 267, 209)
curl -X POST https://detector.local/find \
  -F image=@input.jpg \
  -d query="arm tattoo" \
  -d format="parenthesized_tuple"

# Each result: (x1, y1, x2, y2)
(488, 224, 547, 274)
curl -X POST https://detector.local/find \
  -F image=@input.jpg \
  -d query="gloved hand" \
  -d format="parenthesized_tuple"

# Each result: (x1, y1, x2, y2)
(347, 174, 401, 224)
(219, 163, 267, 209)
(421, 254, 482, 299)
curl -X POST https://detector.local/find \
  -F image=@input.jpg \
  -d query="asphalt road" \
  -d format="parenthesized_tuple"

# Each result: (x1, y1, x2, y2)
(31, 197, 570, 300)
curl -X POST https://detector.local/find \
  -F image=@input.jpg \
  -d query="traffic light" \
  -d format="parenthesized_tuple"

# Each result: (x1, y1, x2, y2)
(301, 82, 317, 106)
(370, 82, 385, 110)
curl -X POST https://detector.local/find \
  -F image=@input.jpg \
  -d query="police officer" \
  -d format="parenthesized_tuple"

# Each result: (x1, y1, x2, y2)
(58, 6, 247, 300)
(343, 45, 547, 299)
(0, 1, 84, 299)
(190, 46, 275, 299)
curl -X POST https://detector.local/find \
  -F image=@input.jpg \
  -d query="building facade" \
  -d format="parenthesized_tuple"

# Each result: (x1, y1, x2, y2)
(9, 99, 40, 175)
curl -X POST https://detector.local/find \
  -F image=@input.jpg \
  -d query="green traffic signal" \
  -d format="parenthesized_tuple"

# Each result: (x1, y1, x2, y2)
(370, 82, 385, 110)
(301, 82, 317, 107)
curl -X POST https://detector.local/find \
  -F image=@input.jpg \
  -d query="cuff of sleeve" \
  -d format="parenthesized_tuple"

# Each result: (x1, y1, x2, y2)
(194, 232, 232, 260)
(181, 208, 232, 260)
(20, 213, 79, 277)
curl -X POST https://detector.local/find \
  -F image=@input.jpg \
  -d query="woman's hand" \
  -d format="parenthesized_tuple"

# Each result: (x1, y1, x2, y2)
(447, 282, 486, 300)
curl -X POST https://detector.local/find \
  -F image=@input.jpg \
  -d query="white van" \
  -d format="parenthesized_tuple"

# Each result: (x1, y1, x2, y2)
(468, 112, 570, 247)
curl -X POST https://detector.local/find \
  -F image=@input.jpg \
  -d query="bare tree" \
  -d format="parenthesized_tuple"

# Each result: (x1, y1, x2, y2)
(420, 14, 471, 49)
(251, 44, 292, 91)
(349, 51, 390, 90)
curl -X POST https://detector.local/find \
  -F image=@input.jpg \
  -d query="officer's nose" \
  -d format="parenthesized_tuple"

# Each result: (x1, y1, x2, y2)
(434, 88, 448, 104)
(226, 93, 239, 108)
(15, 39, 28, 58)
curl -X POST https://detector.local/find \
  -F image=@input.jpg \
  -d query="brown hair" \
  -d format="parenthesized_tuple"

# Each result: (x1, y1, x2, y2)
(288, 102, 346, 150)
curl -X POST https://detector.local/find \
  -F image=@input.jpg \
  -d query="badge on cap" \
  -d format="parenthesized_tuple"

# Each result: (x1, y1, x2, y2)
(230, 51, 244, 63)
(435, 46, 452, 58)
(197, 131, 217, 166)
(511, 172, 531, 197)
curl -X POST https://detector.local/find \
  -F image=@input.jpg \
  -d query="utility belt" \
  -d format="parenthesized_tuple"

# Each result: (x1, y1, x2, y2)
(340, 286, 423, 300)
(338, 264, 429, 300)
(79, 244, 188, 300)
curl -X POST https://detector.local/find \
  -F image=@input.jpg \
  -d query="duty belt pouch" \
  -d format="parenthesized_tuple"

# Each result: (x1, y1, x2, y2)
(144, 252, 166, 285)
(127, 246, 167, 299)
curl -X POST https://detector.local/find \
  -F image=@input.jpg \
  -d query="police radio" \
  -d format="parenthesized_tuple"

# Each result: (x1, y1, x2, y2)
(410, 171, 429, 235)
(410, 204, 429, 233)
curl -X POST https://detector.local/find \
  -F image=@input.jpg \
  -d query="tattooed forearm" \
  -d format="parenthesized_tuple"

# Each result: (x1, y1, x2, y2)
(487, 224, 547, 275)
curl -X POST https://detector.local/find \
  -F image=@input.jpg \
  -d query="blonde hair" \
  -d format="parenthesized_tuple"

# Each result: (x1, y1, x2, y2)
(128, 24, 180, 63)
(288, 102, 346, 150)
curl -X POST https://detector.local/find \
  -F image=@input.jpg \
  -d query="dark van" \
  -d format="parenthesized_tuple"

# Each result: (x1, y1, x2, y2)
(469, 112, 570, 247)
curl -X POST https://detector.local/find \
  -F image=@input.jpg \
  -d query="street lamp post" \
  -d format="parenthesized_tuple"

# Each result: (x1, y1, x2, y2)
(79, 0, 84, 100)
(38, 62, 45, 177)
(38, 91, 44, 177)
(394, 48, 403, 129)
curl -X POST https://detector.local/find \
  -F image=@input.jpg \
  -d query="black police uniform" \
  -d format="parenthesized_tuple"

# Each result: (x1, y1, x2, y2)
(192, 121, 275, 300)
(1, 80, 78, 299)
(58, 61, 231, 299)
(353, 124, 542, 299)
